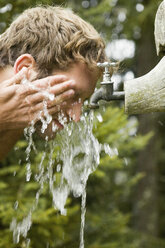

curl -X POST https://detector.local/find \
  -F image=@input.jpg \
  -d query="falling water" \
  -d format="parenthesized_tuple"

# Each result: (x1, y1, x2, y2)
(10, 77, 118, 247)
(79, 190, 86, 248)
(51, 112, 102, 248)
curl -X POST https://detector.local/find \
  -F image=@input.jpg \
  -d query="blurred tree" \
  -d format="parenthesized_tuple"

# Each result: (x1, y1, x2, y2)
(70, 0, 163, 242)
(0, 0, 165, 248)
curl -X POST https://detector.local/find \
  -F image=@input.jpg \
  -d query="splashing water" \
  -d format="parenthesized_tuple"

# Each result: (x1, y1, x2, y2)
(10, 77, 118, 247)
(51, 113, 102, 248)
(52, 113, 101, 212)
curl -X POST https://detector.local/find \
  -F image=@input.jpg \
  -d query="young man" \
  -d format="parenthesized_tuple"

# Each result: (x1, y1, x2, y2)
(0, 6, 106, 160)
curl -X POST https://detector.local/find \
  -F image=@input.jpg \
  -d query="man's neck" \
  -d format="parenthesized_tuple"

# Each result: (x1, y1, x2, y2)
(0, 66, 14, 83)
(0, 129, 23, 161)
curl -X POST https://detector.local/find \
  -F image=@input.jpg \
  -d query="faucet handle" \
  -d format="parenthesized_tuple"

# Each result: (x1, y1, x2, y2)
(97, 62, 118, 69)
(97, 62, 118, 84)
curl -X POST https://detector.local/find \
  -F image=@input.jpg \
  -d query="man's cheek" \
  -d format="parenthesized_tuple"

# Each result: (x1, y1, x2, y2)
(35, 121, 57, 140)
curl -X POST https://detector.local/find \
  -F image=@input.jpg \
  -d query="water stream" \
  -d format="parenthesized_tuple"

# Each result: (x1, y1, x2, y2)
(10, 77, 118, 247)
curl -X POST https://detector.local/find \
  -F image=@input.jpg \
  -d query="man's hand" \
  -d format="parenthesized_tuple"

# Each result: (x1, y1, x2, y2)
(0, 68, 75, 131)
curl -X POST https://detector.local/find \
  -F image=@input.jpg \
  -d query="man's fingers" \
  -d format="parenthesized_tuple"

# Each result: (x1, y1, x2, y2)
(0, 82, 37, 100)
(6, 67, 28, 86)
(33, 75, 68, 89)
(31, 102, 60, 121)
(14, 84, 40, 96)
(47, 89, 75, 108)
(48, 106, 62, 116)
(31, 89, 74, 110)
(25, 80, 75, 104)
(49, 80, 75, 95)
(30, 89, 74, 117)
(26, 92, 46, 104)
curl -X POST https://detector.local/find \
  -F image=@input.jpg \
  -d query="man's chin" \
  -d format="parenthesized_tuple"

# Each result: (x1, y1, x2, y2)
(53, 119, 64, 130)
(35, 119, 64, 140)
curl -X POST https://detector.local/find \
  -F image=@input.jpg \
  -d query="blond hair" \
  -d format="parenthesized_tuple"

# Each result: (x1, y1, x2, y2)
(0, 6, 106, 77)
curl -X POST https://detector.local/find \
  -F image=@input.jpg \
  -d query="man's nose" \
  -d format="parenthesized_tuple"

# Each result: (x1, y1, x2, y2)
(66, 102, 83, 122)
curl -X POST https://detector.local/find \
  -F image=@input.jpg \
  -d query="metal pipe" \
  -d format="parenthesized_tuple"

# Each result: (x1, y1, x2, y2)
(89, 62, 125, 109)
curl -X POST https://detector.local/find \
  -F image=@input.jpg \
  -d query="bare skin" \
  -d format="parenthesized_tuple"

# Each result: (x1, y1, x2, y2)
(37, 62, 99, 139)
(0, 67, 75, 130)
(0, 54, 99, 160)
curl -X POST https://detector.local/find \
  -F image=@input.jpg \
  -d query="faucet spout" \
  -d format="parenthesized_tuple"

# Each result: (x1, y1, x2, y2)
(89, 87, 105, 109)
(89, 84, 125, 109)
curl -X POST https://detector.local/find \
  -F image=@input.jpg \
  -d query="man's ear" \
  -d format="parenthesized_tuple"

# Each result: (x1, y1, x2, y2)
(14, 54, 37, 80)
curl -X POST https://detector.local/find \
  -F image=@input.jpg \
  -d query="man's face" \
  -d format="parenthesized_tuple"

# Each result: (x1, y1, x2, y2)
(38, 62, 99, 138)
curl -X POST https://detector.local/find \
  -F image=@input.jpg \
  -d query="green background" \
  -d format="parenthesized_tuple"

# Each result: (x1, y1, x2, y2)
(0, 0, 165, 247)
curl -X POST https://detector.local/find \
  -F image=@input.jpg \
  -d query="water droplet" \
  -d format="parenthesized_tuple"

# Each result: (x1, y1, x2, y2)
(25, 238, 31, 248)
(43, 91, 54, 101)
(82, 1, 90, 8)
(158, 121, 164, 126)
(26, 163, 31, 182)
(14, 201, 19, 210)
(96, 113, 103, 122)
(124, 157, 129, 166)
(13, 171, 17, 176)
(103, 143, 118, 156)
(136, 3, 144, 12)
(57, 164, 61, 172)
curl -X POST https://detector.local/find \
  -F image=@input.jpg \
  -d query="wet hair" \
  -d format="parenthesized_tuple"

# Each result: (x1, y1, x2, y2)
(0, 6, 106, 77)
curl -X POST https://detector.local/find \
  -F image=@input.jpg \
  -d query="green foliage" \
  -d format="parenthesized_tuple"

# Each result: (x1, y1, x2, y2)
(0, 0, 164, 247)
(0, 106, 152, 247)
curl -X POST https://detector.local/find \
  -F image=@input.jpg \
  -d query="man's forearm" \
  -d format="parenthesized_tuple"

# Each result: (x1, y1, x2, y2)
(0, 129, 23, 161)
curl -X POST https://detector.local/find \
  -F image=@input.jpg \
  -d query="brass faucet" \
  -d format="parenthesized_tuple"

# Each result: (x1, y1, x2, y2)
(89, 62, 125, 109)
